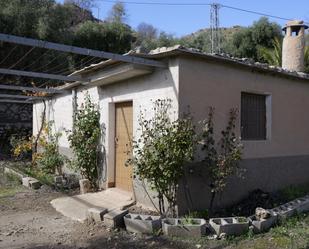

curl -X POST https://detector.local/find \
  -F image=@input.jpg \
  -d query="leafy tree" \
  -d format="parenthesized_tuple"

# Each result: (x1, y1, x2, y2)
(73, 21, 134, 54)
(180, 32, 211, 52)
(229, 17, 282, 61)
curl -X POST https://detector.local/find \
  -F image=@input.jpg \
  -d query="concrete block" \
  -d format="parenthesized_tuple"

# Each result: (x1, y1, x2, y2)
(162, 218, 207, 238)
(271, 203, 296, 220)
(292, 197, 309, 213)
(87, 207, 108, 222)
(54, 176, 64, 184)
(248, 213, 278, 233)
(22, 177, 34, 188)
(79, 179, 92, 194)
(124, 214, 161, 234)
(29, 179, 41, 190)
(209, 217, 249, 236)
(103, 209, 128, 228)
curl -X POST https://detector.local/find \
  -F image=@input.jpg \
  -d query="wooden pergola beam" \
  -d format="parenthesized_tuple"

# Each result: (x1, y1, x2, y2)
(0, 84, 68, 94)
(0, 68, 84, 81)
(0, 33, 167, 68)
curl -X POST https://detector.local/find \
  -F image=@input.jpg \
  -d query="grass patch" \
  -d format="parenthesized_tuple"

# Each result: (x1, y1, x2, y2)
(3, 161, 54, 186)
(226, 213, 309, 249)
(0, 185, 22, 198)
(23, 168, 54, 186)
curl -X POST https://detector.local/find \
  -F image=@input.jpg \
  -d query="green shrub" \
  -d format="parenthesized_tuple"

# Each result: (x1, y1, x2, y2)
(67, 93, 101, 189)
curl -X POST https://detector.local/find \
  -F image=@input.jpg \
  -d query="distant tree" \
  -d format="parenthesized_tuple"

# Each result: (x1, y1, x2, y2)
(73, 21, 133, 54)
(180, 32, 211, 52)
(64, 0, 95, 10)
(136, 23, 158, 43)
(229, 17, 282, 61)
(107, 1, 127, 23)
(133, 23, 178, 52)
(157, 32, 178, 48)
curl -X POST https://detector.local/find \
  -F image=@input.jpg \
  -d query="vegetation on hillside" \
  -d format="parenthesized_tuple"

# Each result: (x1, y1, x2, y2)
(1, 0, 308, 75)
(0, 0, 134, 86)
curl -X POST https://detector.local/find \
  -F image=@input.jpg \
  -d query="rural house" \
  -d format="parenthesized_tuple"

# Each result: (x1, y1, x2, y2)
(33, 20, 309, 213)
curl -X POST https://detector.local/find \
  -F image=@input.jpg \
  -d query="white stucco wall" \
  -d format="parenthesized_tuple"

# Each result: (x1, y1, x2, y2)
(33, 59, 179, 209)
(98, 58, 179, 207)
(33, 86, 100, 155)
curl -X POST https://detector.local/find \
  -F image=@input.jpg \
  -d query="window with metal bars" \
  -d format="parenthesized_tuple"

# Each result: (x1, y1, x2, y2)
(241, 92, 266, 140)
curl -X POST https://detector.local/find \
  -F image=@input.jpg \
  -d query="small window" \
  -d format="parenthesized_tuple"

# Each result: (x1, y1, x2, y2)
(241, 92, 266, 140)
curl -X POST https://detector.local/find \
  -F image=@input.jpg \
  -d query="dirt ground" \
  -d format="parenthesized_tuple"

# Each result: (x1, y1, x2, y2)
(0, 167, 223, 249)
(0, 186, 209, 249)
(1, 164, 309, 249)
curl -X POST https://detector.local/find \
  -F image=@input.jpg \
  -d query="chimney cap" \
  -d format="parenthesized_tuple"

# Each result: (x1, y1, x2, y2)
(282, 20, 308, 31)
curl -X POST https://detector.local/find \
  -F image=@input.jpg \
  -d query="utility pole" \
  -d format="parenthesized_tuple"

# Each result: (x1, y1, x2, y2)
(210, 3, 221, 54)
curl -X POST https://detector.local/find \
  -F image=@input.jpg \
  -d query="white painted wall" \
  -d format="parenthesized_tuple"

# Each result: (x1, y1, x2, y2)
(33, 58, 180, 209)
(99, 58, 179, 207)
(33, 86, 100, 153)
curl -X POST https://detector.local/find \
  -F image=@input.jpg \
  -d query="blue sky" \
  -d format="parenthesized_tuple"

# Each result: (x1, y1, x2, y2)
(57, 0, 309, 37)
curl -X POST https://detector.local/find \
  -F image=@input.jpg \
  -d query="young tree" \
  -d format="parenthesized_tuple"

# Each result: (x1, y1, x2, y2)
(68, 94, 101, 189)
(201, 108, 244, 212)
(107, 1, 127, 23)
(128, 99, 196, 216)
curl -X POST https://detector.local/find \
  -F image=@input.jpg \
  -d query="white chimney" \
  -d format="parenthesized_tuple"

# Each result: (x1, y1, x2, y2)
(282, 20, 308, 72)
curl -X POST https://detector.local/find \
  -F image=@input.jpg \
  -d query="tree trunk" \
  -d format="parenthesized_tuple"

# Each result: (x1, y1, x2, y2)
(33, 100, 46, 160)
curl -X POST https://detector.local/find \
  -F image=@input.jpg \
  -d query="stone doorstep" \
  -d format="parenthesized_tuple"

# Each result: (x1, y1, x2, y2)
(87, 207, 108, 222)
(209, 217, 249, 236)
(103, 209, 129, 228)
(124, 214, 161, 234)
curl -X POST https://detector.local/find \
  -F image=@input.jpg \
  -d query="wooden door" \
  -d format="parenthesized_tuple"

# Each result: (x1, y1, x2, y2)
(114, 101, 133, 192)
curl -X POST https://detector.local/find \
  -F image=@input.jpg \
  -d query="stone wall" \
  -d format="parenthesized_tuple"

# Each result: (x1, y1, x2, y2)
(0, 103, 32, 159)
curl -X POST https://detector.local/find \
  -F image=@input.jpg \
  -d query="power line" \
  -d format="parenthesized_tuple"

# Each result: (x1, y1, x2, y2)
(99, 0, 308, 24)
(221, 4, 293, 22)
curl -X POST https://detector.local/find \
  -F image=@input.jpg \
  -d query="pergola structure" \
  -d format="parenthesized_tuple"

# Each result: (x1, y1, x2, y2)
(0, 33, 166, 103)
